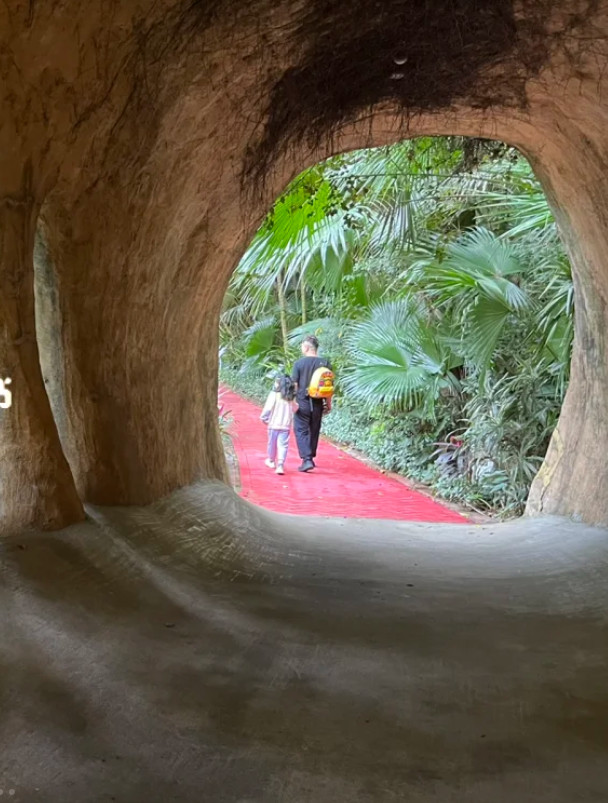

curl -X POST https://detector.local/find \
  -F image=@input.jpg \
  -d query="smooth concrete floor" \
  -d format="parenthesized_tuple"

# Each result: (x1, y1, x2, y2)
(1, 481, 608, 802)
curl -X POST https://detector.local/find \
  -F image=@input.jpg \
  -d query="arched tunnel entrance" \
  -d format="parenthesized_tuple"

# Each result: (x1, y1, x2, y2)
(219, 136, 572, 523)
(2, 1, 608, 800)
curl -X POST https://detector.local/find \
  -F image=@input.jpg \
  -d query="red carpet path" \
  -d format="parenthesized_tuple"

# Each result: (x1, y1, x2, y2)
(221, 388, 467, 523)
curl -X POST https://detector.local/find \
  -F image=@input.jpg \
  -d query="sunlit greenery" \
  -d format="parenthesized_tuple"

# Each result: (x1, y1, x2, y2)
(220, 137, 573, 517)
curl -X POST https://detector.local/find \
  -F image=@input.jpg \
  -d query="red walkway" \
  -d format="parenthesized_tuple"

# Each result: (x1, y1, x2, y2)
(221, 388, 466, 523)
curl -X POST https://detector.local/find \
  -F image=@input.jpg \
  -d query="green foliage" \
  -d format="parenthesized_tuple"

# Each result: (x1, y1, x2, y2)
(342, 299, 461, 415)
(313, 397, 438, 482)
(220, 365, 269, 406)
(221, 137, 573, 518)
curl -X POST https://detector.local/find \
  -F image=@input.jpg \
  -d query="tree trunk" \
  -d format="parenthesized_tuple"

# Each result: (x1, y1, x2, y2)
(276, 272, 289, 361)
(301, 278, 307, 326)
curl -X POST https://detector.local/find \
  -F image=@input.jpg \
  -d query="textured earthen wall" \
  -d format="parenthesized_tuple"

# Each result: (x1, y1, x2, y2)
(1, 0, 608, 531)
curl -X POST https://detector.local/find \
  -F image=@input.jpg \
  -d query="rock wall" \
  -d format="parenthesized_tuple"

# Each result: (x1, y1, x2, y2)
(1, 0, 608, 530)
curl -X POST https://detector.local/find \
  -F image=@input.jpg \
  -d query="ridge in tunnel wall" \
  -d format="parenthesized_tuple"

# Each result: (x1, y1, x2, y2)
(1, 0, 608, 531)
(0, 173, 84, 532)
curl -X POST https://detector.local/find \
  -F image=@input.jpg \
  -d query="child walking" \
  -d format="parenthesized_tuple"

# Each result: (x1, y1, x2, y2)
(260, 375, 296, 475)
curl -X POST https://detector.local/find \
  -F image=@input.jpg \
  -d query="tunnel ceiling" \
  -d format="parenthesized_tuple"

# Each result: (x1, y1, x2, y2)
(244, 0, 598, 182)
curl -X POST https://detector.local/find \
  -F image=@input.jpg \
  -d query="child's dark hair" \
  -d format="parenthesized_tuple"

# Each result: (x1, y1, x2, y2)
(274, 373, 295, 401)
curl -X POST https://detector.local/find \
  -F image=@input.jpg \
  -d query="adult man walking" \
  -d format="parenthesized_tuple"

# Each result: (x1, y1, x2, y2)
(291, 335, 332, 472)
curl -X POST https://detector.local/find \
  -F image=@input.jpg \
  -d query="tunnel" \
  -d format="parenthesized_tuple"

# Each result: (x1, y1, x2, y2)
(1, 1, 608, 800)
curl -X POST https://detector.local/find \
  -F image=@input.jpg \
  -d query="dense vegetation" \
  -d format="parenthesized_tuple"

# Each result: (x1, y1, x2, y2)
(220, 138, 573, 517)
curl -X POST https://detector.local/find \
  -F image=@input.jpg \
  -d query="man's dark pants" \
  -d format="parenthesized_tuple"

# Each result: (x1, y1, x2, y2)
(294, 399, 323, 460)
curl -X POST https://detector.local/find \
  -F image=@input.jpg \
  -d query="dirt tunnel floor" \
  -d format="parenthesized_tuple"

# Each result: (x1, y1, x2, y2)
(1, 481, 608, 802)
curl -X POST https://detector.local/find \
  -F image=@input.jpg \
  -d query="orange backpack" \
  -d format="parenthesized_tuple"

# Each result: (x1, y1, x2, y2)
(308, 365, 335, 399)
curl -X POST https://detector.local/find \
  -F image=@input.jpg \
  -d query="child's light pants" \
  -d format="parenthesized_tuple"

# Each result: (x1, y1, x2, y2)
(267, 428, 290, 466)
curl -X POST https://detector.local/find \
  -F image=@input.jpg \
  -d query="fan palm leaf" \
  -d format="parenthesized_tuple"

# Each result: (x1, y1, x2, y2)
(342, 300, 461, 411)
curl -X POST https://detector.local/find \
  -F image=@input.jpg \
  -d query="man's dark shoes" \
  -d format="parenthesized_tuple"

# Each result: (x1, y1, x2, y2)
(298, 459, 314, 472)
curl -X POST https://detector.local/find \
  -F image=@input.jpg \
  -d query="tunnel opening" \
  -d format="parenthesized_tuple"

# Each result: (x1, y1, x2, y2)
(221, 136, 573, 523)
